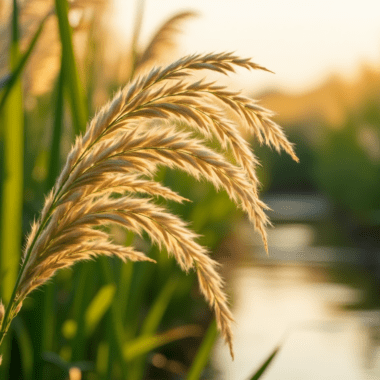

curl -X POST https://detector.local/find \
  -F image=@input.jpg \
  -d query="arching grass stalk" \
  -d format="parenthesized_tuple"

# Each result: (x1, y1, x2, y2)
(0, 52, 298, 362)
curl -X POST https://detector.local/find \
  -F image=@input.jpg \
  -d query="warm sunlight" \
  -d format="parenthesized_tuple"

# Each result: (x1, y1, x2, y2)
(111, 0, 380, 93)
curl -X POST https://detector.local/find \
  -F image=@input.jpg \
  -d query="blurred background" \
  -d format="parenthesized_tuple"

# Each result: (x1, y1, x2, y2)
(1, 0, 380, 379)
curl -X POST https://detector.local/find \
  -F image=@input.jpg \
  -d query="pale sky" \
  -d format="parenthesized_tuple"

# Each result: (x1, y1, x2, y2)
(111, 0, 380, 94)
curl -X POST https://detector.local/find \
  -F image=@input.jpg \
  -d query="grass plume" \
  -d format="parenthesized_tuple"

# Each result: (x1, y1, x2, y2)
(136, 11, 198, 70)
(0, 52, 298, 359)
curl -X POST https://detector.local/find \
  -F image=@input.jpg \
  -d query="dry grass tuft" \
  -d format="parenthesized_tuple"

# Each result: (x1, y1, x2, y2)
(0, 52, 298, 358)
(135, 11, 198, 71)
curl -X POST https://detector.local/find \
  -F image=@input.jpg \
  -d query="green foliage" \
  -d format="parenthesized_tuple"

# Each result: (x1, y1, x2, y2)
(55, 0, 87, 134)
(85, 284, 117, 337)
(0, 0, 24, 306)
(258, 93, 380, 229)
(186, 320, 218, 380)
(247, 344, 281, 380)
(313, 118, 380, 223)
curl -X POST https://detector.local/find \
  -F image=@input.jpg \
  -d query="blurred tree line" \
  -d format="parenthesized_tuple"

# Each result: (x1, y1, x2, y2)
(258, 68, 380, 307)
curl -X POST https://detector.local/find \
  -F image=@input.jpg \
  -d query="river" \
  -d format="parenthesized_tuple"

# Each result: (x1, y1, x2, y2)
(212, 220, 380, 379)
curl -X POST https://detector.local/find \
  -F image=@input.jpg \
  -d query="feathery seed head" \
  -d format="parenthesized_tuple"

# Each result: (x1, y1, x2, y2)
(13, 53, 297, 359)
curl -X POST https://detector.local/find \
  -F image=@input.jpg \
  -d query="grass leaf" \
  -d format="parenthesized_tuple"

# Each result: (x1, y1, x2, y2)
(141, 277, 179, 335)
(85, 284, 116, 337)
(129, 276, 179, 379)
(71, 264, 92, 361)
(186, 320, 218, 380)
(0, 0, 24, 304)
(54, 0, 87, 134)
(0, 11, 51, 113)
(247, 344, 282, 380)
(99, 258, 129, 378)
(123, 325, 203, 362)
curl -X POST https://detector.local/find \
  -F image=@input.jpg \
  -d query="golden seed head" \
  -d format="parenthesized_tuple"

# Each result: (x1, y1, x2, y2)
(14, 53, 297, 359)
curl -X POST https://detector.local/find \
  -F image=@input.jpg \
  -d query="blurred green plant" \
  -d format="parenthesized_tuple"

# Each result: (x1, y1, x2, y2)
(247, 343, 282, 380)
(259, 74, 380, 312)
(313, 117, 380, 225)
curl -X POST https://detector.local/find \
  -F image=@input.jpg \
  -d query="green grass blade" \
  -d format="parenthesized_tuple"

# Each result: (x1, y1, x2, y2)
(0, 0, 24, 305)
(141, 277, 178, 335)
(129, 277, 179, 380)
(71, 264, 92, 361)
(96, 342, 109, 380)
(99, 258, 129, 378)
(118, 261, 133, 321)
(118, 232, 134, 320)
(42, 57, 65, 352)
(54, 0, 87, 135)
(124, 263, 154, 341)
(85, 284, 116, 337)
(186, 320, 218, 380)
(47, 58, 65, 189)
(12, 317, 34, 380)
(0, 11, 51, 113)
(247, 344, 281, 380)
(123, 325, 202, 362)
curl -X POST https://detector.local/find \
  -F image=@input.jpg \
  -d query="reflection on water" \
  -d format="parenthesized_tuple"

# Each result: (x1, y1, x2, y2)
(212, 217, 380, 379)
(212, 264, 380, 379)
(263, 194, 331, 222)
